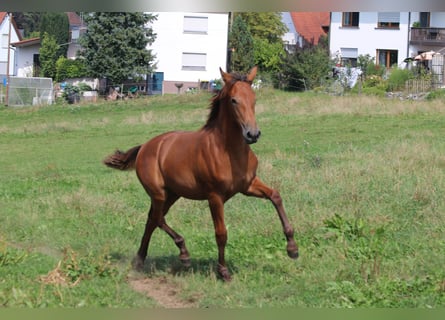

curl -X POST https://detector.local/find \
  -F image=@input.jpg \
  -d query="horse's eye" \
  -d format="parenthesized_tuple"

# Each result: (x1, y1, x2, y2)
(231, 98, 237, 105)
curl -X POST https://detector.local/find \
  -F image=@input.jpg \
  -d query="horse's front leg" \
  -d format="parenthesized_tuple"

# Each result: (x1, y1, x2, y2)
(244, 177, 299, 259)
(208, 194, 231, 281)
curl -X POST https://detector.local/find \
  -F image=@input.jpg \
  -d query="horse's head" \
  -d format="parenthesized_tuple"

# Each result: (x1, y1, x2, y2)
(220, 66, 261, 144)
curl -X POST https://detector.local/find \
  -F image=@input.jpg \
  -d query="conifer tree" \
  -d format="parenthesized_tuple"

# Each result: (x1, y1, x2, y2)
(40, 12, 70, 59)
(228, 15, 254, 73)
(78, 12, 157, 84)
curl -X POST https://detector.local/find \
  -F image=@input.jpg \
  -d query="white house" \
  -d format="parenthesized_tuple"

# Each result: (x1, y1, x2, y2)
(0, 12, 21, 78)
(11, 12, 86, 78)
(330, 12, 445, 68)
(330, 12, 412, 68)
(148, 12, 229, 94)
(409, 12, 445, 56)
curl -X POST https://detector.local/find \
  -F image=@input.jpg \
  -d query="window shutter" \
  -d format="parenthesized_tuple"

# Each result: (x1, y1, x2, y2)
(341, 48, 358, 58)
(182, 53, 207, 71)
(183, 16, 208, 34)
(378, 12, 400, 23)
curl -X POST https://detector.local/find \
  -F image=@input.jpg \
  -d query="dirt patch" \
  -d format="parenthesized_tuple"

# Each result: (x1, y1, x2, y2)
(128, 275, 197, 308)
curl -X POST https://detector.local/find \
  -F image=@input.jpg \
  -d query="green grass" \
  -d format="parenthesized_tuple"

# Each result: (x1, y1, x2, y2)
(1, 90, 444, 307)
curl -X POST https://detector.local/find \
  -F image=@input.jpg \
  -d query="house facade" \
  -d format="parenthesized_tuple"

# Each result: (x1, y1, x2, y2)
(148, 12, 229, 94)
(409, 12, 445, 56)
(329, 12, 445, 68)
(0, 12, 21, 78)
(11, 12, 86, 78)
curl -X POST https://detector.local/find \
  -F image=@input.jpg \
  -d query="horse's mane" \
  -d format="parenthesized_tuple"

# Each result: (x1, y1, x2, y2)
(203, 72, 251, 130)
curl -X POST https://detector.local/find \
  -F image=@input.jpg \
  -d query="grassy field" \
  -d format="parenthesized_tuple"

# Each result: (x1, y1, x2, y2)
(0, 90, 444, 307)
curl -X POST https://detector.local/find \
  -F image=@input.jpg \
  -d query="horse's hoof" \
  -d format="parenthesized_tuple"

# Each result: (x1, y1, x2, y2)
(132, 256, 145, 271)
(218, 265, 232, 282)
(287, 249, 299, 259)
(180, 257, 191, 268)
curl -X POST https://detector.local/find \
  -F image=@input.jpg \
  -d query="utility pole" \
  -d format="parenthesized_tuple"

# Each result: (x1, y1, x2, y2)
(5, 12, 12, 106)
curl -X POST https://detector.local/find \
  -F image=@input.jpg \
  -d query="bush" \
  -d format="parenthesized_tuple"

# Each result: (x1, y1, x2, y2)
(426, 89, 445, 100)
(279, 45, 332, 91)
(62, 84, 81, 104)
(56, 57, 89, 82)
(386, 68, 414, 91)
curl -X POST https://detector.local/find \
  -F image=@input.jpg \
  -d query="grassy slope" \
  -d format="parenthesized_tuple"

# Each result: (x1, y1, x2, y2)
(0, 91, 444, 307)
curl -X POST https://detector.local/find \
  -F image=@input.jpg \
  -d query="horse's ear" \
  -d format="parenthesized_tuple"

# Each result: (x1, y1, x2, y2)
(246, 66, 258, 83)
(220, 67, 232, 83)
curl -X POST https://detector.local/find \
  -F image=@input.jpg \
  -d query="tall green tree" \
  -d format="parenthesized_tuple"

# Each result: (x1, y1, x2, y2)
(235, 12, 287, 43)
(12, 12, 42, 38)
(233, 12, 287, 73)
(40, 12, 70, 58)
(228, 15, 254, 73)
(78, 12, 157, 84)
(39, 32, 59, 79)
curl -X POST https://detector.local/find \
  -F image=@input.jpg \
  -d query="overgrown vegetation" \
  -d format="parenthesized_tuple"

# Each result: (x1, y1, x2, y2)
(1, 91, 444, 307)
(278, 38, 331, 91)
(55, 57, 89, 82)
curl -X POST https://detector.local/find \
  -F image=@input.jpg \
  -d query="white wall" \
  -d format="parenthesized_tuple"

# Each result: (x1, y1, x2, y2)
(14, 44, 38, 77)
(149, 12, 228, 83)
(430, 12, 445, 28)
(330, 12, 410, 66)
(0, 14, 20, 76)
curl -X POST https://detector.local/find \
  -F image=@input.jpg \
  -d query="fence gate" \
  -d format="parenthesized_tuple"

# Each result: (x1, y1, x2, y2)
(432, 54, 444, 89)
(7, 77, 53, 106)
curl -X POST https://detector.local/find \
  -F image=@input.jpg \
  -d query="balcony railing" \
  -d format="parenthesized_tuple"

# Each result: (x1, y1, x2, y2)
(410, 27, 445, 46)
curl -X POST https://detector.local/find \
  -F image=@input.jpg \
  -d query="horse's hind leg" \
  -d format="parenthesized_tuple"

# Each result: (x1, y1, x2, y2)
(158, 194, 191, 266)
(159, 222, 191, 267)
(133, 194, 190, 270)
(133, 203, 158, 271)
(244, 177, 299, 259)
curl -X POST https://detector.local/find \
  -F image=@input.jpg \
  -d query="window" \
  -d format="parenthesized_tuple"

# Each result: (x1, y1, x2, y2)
(377, 49, 398, 68)
(182, 52, 206, 71)
(183, 16, 208, 34)
(342, 12, 359, 27)
(419, 12, 430, 28)
(377, 12, 400, 28)
(340, 48, 358, 67)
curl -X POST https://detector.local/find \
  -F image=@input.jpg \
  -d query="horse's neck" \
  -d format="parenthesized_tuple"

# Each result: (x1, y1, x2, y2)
(216, 111, 248, 154)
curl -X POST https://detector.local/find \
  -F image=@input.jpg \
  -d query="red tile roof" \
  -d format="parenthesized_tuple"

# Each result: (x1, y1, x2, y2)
(290, 12, 330, 45)
(66, 12, 82, 26)
(0, 12, 6, 23)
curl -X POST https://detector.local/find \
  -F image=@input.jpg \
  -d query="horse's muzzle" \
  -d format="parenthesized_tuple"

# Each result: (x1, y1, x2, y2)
(243, 127, 261, 144)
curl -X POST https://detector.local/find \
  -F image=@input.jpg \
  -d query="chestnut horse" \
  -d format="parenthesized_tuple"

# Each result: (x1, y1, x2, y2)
(103, 67, 298, 281)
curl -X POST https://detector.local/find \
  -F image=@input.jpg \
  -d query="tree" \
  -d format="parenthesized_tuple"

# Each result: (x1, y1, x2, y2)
(12, 12, 42, 38)
(233, 12, 287, 73)
(280, 43, 332, 91)
(39, 32, 59, 79)
(78, 12, 157, 84)
(40, 12, 70, 59)
(228, 15, 254, 73)
(235, 12, 287, 43)
(253, 38, 285, 73)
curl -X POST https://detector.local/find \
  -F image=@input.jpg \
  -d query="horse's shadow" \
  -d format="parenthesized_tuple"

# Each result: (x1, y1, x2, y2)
(114, 253, 237, 280)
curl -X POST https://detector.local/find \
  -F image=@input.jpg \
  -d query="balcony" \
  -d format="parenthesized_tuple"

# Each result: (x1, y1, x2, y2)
(410, 27, 445, 46)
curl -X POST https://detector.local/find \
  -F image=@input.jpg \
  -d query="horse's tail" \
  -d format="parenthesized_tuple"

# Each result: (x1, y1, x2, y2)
(103, 145, 141, 171)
